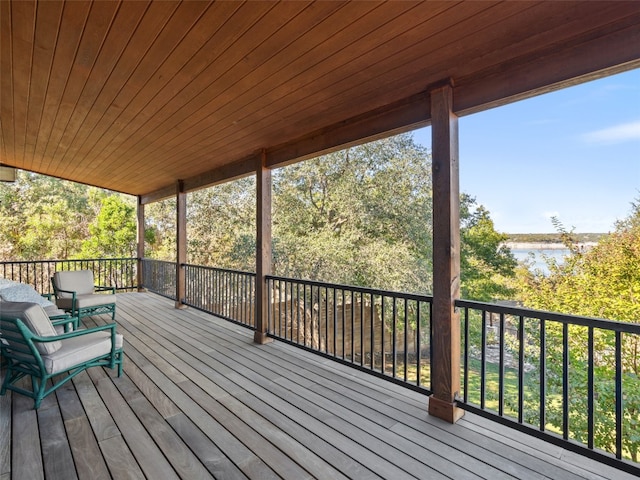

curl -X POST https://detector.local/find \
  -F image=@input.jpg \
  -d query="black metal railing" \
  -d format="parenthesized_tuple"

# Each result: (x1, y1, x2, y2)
(141, 258, 176, 300)
(266, 275, 433, 391)
(0, 258, 137, 295)
(4, 256, 638, 474)
(456, 299, 640, 474)
(184, 264, 256, 328)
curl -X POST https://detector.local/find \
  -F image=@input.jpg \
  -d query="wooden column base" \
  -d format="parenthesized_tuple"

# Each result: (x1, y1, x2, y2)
(253, 331, 273, 345)
(174, 301, 187, 310)
(428, 395, 465, 423)
(137, 287, 148, 293)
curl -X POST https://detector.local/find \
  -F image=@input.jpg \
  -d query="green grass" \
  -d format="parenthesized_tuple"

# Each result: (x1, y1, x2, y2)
(463, 357, 525, 417)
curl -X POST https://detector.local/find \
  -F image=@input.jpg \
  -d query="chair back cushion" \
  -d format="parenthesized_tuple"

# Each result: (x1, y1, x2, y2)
(0, 301, 61, 354)
(53, 270, 95, 296)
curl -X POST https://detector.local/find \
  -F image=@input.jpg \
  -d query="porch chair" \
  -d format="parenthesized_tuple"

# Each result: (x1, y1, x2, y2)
(0, 279, 79, 332)
(51, 270, 116, 322)
(0, 301, 123, 409)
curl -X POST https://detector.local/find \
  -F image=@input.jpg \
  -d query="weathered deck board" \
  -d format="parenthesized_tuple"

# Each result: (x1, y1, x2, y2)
(37, 403, 77, 480)
(11, 383, 44, 480)
(128, 300, 575, 480)
(0, 378, 10, 480)
(2, 292, 637, 480)
(119, 300, 429, 478)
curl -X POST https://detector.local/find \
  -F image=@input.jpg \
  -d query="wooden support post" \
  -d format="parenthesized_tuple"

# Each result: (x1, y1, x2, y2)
(254, 150, 273, 344)
(429, 80, 464, 423)
(136, 197, 147, 292)
(176, 180, 187, 309)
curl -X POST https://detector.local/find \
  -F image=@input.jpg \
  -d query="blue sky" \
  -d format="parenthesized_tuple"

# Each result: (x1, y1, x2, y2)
(413, 68, 640, 234)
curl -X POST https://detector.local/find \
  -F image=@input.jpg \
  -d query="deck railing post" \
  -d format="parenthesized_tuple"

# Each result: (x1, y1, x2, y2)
(254, 150, 273, 344)
(137, 196, 146, 292)
(175, 180, 187, 309)
(429, 80, 464, 423)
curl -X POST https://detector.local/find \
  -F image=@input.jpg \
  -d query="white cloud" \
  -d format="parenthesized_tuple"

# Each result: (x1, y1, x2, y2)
(582, 120, 640, 145)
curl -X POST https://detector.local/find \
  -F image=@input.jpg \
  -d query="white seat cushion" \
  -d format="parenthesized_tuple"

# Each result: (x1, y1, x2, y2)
(43, 331, 123, 374)
(55, 293, 116, 311)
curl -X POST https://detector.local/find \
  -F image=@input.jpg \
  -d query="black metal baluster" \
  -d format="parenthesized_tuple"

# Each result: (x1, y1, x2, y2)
(303, 283, 308, 346)
(416, 301, 422, 388)
(499, 312, 505, 416)
(341, 289, 345, 360)
(325, 287, 329, 354)
(615, 331, 622, 459)
(518, 315, 525, 424)
(333, 287, 337, 357)
(381, 296, 386, 375)
(404, 298, 408, 382)
(296, 282, 301, 345)
(540, 318, 546, 432)
(311, 285, 317, 350)
(563, 322, 569, 440)
(392, 297, 397, 378)
(266, 278, 272, 333)
(429, 301, 433, 392)
(481, 310, 487, 410)
(284, 280, 289, 341)
(351, 290, 355, 363)
(370, 293, 374, 370)
(463, 307, 469, 403)
(588, 326, 594, 450)
(360, 292, 364, 366)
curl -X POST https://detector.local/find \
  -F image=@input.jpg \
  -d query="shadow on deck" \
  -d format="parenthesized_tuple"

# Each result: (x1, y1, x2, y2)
(1, 292, 635, 480)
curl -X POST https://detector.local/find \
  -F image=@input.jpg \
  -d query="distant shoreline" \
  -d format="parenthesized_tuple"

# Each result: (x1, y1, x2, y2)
(505, 242, 598, 250)
(506, 233, 606, 244)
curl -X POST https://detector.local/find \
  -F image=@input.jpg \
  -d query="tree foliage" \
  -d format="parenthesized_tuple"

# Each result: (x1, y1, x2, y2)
(187, 178, 256, 270)
(460, 194, 517, 301)
(273, 134, 434, 292)
(144, 197, 177, 261)
(0, 172, 92, 259)
(520, 203, 640, 322)
(518, 200, 640, 461)
(0, 171, 139, 261)
(79, 193, 138, 259)
(2, 134, 516, 303)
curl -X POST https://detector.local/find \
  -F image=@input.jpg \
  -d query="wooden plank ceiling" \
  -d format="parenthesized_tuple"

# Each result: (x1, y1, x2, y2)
(1, 1, 639, 200)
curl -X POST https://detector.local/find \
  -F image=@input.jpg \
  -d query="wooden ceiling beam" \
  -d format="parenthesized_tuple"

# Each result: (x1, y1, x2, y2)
(454, 14, 640, 115)
(140, 152, 259, 204)
(266, 91, 431, 169)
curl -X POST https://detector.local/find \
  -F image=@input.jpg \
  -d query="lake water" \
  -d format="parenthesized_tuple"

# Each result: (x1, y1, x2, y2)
(510, 247, 572, 275)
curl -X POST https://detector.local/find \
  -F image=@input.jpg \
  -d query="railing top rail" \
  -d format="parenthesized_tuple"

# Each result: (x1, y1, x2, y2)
(141, 258, 176, 265)
(183, 263, 257, 277)
(1, 257, 136, 265)
(455, 298, 640, 333)
(267, 274, 433, 303)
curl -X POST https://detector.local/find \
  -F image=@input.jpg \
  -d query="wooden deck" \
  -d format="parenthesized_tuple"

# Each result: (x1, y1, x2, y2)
(1, 292, 636, 480)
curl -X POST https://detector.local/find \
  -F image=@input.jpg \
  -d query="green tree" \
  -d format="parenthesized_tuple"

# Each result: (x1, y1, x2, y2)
(460, 194, 517, 301)
(270, 134, 516, 300)
(518, 200, 640, 461)
(145, 197, 177, 260)
(80, 194, 137, 258)
(187, 177, 256, 270)
(0, 171, 93, 260)
(273, 134, 433, 293)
